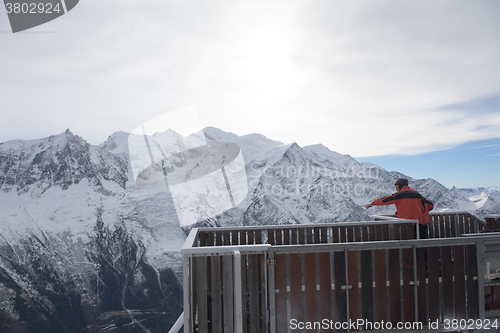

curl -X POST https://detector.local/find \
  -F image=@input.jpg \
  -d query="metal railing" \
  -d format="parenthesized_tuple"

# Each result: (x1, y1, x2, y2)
(180, 211, 499, 332)
(191, 219, 421, 247)
(428, 211, 485, 237)
(373, 211, 486, 238)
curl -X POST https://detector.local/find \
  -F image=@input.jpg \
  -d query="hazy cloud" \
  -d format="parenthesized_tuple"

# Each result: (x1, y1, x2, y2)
(1, 0, 500, 158)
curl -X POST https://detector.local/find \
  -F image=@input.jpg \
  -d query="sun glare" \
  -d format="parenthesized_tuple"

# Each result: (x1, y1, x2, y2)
(226, 3, 306, 107)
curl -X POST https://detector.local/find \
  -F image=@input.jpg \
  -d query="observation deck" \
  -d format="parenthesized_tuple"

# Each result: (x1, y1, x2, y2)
(179, 212, 500, 332)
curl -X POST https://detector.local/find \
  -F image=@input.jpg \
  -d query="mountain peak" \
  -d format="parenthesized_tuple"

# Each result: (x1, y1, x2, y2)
(44, 129, 87, 147)
(281, 142, 303, 157)
(64, 128, 78, 139)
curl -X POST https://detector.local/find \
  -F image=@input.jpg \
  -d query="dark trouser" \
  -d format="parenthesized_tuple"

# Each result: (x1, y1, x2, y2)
(416, 224, 428, 239)
(417, 224, 429, 273)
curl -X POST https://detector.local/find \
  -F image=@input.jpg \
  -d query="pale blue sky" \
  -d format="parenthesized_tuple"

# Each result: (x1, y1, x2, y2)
(358, 93, 500, 188)
(1, 0, 499, 188)
(358, 137, 500, 188)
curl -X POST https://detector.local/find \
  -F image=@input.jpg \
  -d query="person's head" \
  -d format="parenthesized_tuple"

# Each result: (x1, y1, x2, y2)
(394, 178, 408, 191)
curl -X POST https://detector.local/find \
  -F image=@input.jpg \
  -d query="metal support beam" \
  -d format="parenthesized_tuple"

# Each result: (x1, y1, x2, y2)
(234, 250, 243, 333)
(168, 312, 184, 333)
(183, 255, 190, 332)
(478, 242, 486, 320)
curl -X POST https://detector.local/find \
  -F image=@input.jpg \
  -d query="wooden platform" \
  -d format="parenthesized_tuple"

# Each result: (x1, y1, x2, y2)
(181, 212, 500, 332)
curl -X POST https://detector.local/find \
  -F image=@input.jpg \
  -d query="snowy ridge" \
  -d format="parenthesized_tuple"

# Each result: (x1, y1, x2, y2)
(451, 186, 500, 215)
(0, 129, 128, 195)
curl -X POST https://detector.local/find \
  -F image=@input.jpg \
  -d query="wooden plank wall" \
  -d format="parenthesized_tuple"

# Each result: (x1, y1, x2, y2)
(190, 222, 416, 332)
(195, 221, 418, 249)
(189, 213, 483, 332)
(484, 286, 500, 310)
(428, 212, 485, 238)
(193, 212, 484, 248)
(196, 229, 266, 247)
(191, 253, 266, 332)
(271, 244, 479, 332)
(485, 216, 500, 231)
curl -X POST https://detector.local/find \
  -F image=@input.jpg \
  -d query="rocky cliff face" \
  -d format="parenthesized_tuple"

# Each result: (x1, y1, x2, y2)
(0, 127, 496, 332)
(0, 129, 127, 195)
(0, 208, 183, 333)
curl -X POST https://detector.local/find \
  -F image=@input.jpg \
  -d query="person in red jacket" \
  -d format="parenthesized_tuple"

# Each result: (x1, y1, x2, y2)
(363, 178, 433, 239)
(422, 197, 434, 228)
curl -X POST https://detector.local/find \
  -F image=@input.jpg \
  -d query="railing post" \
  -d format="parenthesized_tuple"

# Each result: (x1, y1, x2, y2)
(413, 245, 418, 322)
(414, 220, 420, 323)
(261, 253, 269, 332)
(477, 241, 486, 320)
(234, 250, 244, 333)
(344, 249, 350, 333)
(183, 255, 191, 333)
(268, 251, 276, 333)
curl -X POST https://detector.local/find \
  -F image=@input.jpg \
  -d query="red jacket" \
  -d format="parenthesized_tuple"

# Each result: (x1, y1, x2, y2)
(372, 185, 432, 225)
(422, 199, 434, 226)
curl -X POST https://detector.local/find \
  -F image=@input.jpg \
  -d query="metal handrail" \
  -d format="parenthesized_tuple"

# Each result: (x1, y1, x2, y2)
(167, 312, 183, 333)
(182, 243, 271, 256)
(268, 233, 500, 253)
(193, 218, 417, 233)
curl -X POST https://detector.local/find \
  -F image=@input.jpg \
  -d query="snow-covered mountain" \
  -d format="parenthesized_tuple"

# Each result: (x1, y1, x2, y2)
(0, 130, 184, 332)
(0, 127, 496, 332)
(451, 186, 500, 215)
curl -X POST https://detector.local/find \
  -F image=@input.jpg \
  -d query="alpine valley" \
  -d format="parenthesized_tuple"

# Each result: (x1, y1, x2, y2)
(0, 127, 498, 332)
